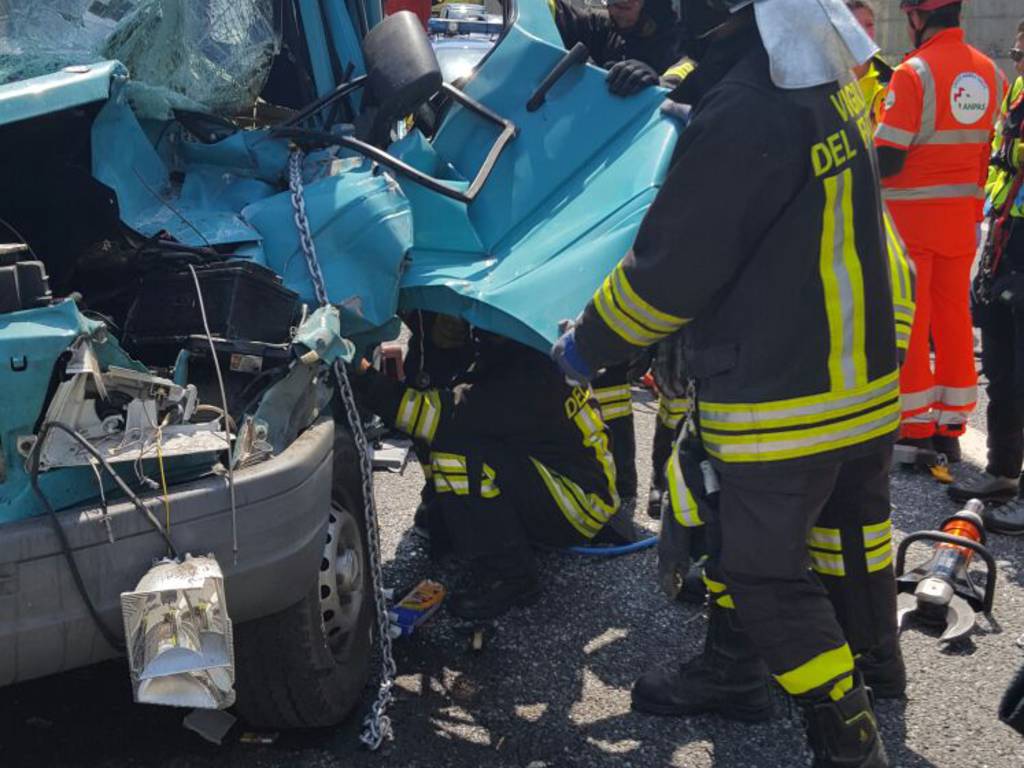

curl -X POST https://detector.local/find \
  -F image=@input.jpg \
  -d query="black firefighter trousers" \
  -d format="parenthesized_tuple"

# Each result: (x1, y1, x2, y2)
(979, 225, 1024, 479)
(430, 434, 587, 580)
(704, 445, 898, 700)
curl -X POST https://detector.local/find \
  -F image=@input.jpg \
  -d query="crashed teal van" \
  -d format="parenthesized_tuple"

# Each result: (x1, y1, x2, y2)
(0, 0, 680, 727)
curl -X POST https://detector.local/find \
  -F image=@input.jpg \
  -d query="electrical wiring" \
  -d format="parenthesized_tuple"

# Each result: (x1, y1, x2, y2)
(27, 421, 182, 652)
(187, 264, 239, 562)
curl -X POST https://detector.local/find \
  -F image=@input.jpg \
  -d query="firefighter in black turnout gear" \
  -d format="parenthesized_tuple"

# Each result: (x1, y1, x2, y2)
(552, 2, 901, 766)
(354, 333, 620, 620)
(554, 0, 682, 96)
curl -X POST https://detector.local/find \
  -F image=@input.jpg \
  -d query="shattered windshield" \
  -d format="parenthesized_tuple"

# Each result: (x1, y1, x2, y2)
(0, 0, 279, 117)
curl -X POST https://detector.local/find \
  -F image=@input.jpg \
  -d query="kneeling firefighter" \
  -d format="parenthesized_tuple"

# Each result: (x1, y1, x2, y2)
(552, 2, 904, 765)
(354, 332, 621, 620)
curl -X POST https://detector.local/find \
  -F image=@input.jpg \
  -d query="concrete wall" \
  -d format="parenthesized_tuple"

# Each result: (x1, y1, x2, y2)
(873, 1, 1021, 81)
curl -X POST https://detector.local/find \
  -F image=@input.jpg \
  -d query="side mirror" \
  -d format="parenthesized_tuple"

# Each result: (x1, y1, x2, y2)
(363, 12, 443, 126)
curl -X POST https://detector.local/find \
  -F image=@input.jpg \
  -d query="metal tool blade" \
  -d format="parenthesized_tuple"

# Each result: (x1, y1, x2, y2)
(939, 595, 977, 644)
(896, 592, 918, 633)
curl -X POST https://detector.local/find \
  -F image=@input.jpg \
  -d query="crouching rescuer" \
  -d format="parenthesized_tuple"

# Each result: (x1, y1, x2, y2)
(552, 1, 908, 765)
(353, 333, 620, 620)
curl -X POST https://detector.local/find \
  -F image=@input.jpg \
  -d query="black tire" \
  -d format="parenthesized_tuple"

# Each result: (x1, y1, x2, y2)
(234, 428, 375, 729)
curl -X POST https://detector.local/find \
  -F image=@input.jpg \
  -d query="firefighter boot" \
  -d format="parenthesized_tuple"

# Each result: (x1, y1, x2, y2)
(855, 636, 906, 699)
(801, 680, 889, 768)
(631, 605, 774, 721)
(448, 566, 541, 620)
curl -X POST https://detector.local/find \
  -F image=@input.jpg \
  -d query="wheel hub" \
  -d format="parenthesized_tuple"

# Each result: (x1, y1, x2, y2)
(318, 505, 366, 652)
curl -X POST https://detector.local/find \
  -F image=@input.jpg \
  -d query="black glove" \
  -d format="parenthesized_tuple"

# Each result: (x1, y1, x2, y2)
(605, 59, 659, 97)
(652, 333, 688, 399)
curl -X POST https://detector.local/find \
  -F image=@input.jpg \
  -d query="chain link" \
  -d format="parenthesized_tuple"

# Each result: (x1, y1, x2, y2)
(288, 149, 397, 750)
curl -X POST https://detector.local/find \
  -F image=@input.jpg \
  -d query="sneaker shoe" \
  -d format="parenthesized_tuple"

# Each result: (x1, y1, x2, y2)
(982, 498, 1024, 536)
(948, 473, 1019, 504)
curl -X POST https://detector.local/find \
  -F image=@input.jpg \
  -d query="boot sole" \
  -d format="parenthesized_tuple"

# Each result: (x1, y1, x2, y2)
(948, 487, 1017, 503)
(631, 694, 774, 723)
(448, 586, 542, 621)
(984, 524, 1024, 537)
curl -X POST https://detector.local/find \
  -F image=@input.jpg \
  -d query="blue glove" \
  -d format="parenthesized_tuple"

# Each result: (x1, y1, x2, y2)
(551, 324, 593, 386)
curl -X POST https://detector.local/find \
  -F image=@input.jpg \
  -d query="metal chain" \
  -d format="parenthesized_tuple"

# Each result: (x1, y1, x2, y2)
(288, 149, 397, 750)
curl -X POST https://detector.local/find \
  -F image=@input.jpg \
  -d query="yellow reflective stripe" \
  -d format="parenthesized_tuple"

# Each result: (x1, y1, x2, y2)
(667, 444, 702, 527)
(594, 278, 661, 347)
(866, 546, 893, 573)
(702, 399, 899, 463)
(862, 520, 892, 548)
(810, 550, 846, 577)
(820, 168, 868, 392)
(658, 397, 690, 428)
(829, 674, 854, 702)
(431, 452, 467, 473)
(414, 390, 441, 443)
(530, 459, 602, 538)
(611, 264, 687, 334)
(840, 170, 868, 388)
(715, 595, 736, 609)
(699, 370, 899, 424)
(774, 644, 855, 696)
(808, 526, 842, 552)
(702, 572, 727, 593)
(481, 464, 501, 499)
(395, 389, 420, 433)
(706, 398, 898, 446)
(600, 401, 634, 422)
(433, 473, 469, 495)
(593, 384, 632, 403)
(573, 405, 620, 519)
(701, 386, 897, 433)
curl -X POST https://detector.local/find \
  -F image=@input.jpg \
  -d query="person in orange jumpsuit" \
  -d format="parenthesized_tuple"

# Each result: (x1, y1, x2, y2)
(875, 0, 1006, 464)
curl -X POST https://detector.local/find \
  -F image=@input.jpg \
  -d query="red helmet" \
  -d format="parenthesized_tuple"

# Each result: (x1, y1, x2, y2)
(899, 0, 961, 11)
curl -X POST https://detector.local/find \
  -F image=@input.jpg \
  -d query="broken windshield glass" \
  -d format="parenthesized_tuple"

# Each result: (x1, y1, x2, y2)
(0, 0, 279, 118)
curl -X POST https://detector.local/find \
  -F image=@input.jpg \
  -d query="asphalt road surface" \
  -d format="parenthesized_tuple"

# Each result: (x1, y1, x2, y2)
(3, 390, 1024, 768)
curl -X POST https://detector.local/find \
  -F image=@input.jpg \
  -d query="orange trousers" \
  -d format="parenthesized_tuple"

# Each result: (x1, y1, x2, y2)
(899, 246, 977, 438)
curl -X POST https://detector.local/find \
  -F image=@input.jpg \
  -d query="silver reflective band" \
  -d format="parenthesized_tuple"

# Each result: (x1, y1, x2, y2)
(699, 375, 898, 425)
(922, 128, 992, 145)
(904, 57, 936, 142)
(703, 409, 898, 457)
(875, 124, 915, 148)
(900, 387, 934, 413)
(823, 170, 862, 391)
(808, 527, 843, 551)
(934, 384, 976, 408)
(883, 183, 984, 201)
(862, 521, 892, 547)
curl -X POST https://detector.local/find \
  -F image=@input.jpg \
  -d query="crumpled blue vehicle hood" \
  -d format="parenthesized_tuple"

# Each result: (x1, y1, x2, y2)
(0, 0, 681, 354)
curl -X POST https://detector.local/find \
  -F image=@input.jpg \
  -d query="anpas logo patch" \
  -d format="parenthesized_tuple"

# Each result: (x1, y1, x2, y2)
(950, 72, 990, 124)
(884, 89, 896, 111)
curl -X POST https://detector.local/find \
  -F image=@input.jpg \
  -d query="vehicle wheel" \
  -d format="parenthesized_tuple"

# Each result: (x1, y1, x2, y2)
(234, 431, 375, 729)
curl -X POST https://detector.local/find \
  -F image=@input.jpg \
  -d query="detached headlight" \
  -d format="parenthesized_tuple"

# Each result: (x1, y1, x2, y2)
(121, 554, 234, 709)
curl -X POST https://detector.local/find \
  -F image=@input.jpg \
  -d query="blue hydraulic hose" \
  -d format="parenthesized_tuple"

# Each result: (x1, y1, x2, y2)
(564, 536, 658, 557)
